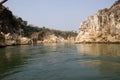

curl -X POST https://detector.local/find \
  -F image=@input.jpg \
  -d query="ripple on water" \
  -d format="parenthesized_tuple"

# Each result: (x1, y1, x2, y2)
(0, 43, 120, 80)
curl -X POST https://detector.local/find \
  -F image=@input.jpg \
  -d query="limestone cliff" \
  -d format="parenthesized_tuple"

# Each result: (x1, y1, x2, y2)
(0, 4, 77, 47)
(76, 0, 120, 43)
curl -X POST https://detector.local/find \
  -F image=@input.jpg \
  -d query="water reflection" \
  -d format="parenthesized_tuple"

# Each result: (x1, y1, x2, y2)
(0, 45, 30, 79)
(77, 44, 120, 57)
(80, 60, 120, 74)
(0, 44, 120, 80)
(77, 44, 120, 77)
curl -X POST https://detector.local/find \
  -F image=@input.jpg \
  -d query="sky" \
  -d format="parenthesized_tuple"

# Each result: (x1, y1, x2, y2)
(4, 0, 115, 31)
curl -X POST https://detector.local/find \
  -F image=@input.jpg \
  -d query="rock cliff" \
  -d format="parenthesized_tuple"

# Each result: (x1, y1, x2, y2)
(0, 4, 77, 47)
(0, 5, 32, 46)
(76, 0, 120, 43)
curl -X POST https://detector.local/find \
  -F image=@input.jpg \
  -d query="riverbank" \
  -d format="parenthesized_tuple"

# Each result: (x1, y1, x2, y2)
(0, 32, 76, 47)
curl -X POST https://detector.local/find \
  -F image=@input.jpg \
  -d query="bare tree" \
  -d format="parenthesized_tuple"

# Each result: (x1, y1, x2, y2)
(0, 0, 8, 5)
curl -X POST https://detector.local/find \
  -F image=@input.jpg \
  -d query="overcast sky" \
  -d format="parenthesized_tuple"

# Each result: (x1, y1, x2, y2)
(4, 0, 115, 31)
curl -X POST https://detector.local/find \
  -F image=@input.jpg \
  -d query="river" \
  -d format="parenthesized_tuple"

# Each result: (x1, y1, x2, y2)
(0, 43, 120, 80)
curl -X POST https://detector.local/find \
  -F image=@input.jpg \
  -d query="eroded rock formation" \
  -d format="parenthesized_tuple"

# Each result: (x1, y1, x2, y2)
(0, 3, 77, 47)
(76, 0, 120, 43)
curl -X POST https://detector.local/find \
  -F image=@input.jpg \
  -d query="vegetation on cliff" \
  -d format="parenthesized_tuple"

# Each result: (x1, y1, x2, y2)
(0, 4, 77, 46)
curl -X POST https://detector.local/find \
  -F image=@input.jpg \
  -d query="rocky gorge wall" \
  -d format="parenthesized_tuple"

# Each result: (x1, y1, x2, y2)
(0, 4, 77, 47)
(0, 5, 32, 46)
(76, 0, 120, 43)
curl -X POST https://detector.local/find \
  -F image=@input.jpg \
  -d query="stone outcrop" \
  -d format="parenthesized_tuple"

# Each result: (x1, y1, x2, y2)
(38, 34, 67, 44)
(17, 37, 32, 45)
(0, 32, 17, 46)
(4, 33, 18, 46)
(0, 32, 32, 46)
(76, 0, 120, 43)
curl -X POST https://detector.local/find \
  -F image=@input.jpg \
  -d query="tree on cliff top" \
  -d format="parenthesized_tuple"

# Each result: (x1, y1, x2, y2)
(0, 0, 8, 5)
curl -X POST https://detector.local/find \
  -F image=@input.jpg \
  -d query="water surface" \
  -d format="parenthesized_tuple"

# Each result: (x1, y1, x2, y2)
(0, 43, 120, 80)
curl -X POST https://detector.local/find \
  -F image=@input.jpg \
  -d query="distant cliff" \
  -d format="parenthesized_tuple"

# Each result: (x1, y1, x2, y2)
(76, 0, 120, 43)
(0, 5, 77, 47)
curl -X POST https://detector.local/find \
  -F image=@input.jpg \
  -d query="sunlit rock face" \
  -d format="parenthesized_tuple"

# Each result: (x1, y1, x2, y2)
(76, 0, 120, 43)
(17, 37, 32, 45)
(43, 34, 66, 43)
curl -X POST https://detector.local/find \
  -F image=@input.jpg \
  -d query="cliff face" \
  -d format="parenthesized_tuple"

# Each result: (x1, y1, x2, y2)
(0, 4, 77, 46)
(76, 0, 120, 43)
(0, 5, 32, 46)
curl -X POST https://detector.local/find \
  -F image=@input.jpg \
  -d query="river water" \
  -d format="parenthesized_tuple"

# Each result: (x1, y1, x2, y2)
(0, 43, 120, 80)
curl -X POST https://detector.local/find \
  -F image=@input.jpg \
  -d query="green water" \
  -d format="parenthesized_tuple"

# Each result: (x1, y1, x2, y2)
(0, 43, 120, 80)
